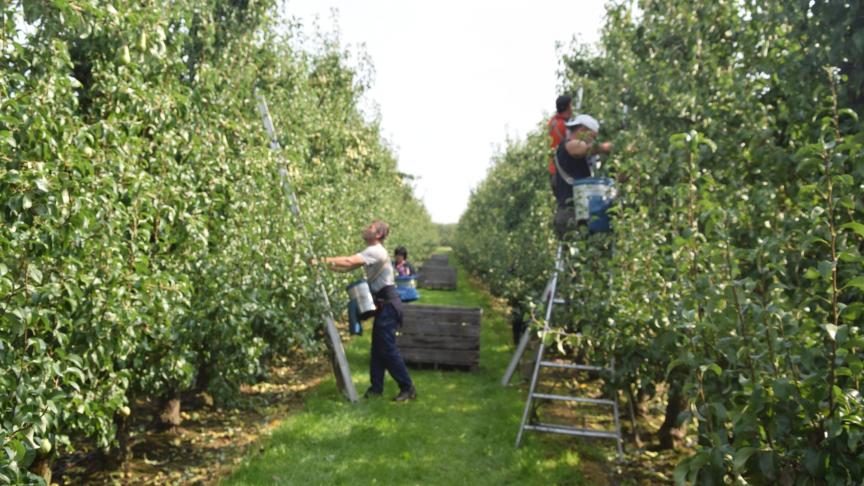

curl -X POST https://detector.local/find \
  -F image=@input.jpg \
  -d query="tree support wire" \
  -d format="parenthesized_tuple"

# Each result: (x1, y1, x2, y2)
(256, 95, 358, 403)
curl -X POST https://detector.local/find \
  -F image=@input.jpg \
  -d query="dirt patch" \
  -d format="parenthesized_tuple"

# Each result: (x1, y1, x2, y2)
(53, 352, 331, 485)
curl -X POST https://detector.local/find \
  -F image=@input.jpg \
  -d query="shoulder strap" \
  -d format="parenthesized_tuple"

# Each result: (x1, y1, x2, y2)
(554, 148, 577, 185)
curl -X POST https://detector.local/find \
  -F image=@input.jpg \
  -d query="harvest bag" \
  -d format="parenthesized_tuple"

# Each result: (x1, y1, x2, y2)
(571, 177, 617, 233)
(395, 275, 419, 302)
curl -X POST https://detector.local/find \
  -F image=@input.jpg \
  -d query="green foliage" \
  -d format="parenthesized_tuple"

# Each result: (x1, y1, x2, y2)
(0, 0, 436, 482)
(455, 129, 556, 306)
(457, 0, 864, 482)
(435, 223, 457, 247)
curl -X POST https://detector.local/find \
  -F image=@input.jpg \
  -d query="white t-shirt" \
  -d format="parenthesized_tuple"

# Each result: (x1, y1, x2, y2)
(357, 243, 395, 293)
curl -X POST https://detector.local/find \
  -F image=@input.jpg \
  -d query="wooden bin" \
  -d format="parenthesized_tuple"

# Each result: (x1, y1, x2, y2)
(417, 265, 457, 290)
(424, 253, 450, 266)
(397, 304, 482, 370)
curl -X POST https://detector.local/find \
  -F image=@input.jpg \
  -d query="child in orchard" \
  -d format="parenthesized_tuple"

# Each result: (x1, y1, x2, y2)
(315, 220, 417, 402)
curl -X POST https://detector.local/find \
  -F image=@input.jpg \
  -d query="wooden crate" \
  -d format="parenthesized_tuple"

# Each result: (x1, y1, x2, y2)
(397, 305, 482, 370)
(417, 265, 457, 290)
(423, 253, 450, 266)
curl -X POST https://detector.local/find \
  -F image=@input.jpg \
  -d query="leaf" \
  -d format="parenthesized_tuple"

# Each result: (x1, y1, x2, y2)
(804, 448, 824, 476)
(699, 363, 722, 377)
(817, 260, 834, 280)
(673, 462, 689, 486)
(0, 130, 16, 148)
(34, 178, 49, 193)
(804, 268, 820, 280)
(838, 108, 859, 123)
(823, 324, 838, 341)
(845, 276, 864, 292)
(733, 446, 759, 471)
(27, 264, 43, 285)
(758, 451, 776, 480)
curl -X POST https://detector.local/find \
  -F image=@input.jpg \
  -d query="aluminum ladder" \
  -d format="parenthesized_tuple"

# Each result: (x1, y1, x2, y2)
(513, 244, 623, 456)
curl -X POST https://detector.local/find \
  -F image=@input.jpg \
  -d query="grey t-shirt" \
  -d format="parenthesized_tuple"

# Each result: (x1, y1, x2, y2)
(357, 243, 395, 293)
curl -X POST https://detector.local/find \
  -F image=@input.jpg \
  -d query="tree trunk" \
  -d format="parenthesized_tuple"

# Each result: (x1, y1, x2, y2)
(157, 396, 182, 430)
(657, 381, 689, 450)
(636, 387, 650, 417)
(99, 411, 131, 469)
(29, 456, 51, 484)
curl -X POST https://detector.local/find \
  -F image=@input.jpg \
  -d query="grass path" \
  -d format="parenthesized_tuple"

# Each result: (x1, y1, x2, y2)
(222, 255, 610, 485)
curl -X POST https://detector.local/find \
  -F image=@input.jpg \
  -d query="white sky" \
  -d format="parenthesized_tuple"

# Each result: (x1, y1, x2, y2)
(284, 1, 605, 223)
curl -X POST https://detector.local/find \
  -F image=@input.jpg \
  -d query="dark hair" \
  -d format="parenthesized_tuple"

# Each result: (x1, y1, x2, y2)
(556, 95, 572, 114)
(394, 246, 407, 259)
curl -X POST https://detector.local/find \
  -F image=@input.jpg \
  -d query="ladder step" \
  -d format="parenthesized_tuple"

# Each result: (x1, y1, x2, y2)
(531, 393, 616, 406)
(524, 423, 620, 440)
(539, 361, 607, 372)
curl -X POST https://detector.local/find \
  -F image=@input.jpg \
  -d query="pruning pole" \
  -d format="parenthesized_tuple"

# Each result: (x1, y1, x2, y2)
(256, 95, 358, 403)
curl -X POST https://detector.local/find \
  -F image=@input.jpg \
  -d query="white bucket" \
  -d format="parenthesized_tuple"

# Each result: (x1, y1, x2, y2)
(571, 178, 617, 222)
(346, 280, 376, 319)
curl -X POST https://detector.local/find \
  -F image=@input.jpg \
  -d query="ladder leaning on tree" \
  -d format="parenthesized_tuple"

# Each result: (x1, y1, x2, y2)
(256, 95, 359, 403)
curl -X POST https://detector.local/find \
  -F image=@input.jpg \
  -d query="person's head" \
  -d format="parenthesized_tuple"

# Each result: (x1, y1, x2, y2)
(362, 220, 389, 244)
(566, 114, 600, 143)
(556, 95, 573, 119)
(394, 246, 408, 263)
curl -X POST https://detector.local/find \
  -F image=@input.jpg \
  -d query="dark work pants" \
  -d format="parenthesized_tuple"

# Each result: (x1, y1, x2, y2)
(369, 303, 413, 393)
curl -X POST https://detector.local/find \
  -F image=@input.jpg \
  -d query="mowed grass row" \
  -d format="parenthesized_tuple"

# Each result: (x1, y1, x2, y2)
(223, 254, 606, 485)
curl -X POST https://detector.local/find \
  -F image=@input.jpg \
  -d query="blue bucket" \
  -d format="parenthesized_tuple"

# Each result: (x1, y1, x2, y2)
(395, 276, 420, 302)
(571, 177, 617, 233)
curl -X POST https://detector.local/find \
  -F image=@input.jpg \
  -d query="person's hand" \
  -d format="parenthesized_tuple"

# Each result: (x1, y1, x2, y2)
(598, 141, 613, 154)
(307, 258, 318, 266)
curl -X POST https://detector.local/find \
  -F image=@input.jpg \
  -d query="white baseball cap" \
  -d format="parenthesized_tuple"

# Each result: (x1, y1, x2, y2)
(565, 114, 600, 133)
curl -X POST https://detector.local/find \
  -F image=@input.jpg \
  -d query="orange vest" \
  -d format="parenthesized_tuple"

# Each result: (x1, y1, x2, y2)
(547, 114, 567, 174)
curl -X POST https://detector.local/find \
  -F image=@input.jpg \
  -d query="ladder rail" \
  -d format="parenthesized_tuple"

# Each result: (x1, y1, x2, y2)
(502, 245, 565, 386)
(515, 244, 563, 447)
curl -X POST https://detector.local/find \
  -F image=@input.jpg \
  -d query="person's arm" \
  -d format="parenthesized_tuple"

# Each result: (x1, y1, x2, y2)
(312, 254, 365, 272)
(564, 139, 591, 157)
(565, 139, 613, 157)
(406, 261, 416, 276)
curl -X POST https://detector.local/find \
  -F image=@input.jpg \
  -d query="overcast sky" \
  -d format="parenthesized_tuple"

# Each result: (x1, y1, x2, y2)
(286, 1, 605, 223)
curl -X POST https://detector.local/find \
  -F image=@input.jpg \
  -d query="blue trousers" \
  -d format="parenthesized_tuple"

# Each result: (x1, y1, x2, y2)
(369, 303, 413, 393)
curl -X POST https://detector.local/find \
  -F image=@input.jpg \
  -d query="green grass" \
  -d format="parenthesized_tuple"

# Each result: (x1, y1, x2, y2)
(222, 254, 598, 485)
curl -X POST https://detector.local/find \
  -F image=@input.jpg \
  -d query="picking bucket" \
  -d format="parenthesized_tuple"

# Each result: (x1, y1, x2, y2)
(346, 279, 376, 320)
(395, 275, 419, 302)
(571, 177, 617, 233)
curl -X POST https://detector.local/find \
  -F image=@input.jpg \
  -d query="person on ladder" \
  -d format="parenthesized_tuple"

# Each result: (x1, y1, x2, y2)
(552, 114, 613, 239)
(315, 220, 417, 402)
(547, 95, 573, 195)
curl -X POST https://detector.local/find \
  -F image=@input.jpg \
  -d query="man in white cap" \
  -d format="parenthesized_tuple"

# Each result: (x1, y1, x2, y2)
(552, 114, 613, 238)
